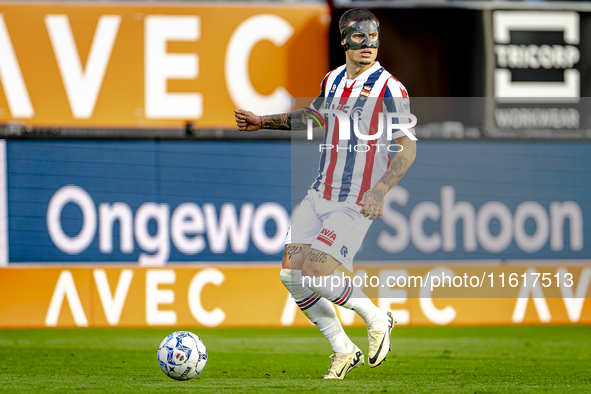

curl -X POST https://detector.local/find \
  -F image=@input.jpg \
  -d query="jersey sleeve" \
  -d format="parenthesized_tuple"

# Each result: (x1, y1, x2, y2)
(383, 78, 415, 140)
(310, 72, 330, 111)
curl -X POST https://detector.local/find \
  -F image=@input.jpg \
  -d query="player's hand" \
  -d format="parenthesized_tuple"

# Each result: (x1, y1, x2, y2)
(235, 109, 262, 132)
(359, 184, 387, 220)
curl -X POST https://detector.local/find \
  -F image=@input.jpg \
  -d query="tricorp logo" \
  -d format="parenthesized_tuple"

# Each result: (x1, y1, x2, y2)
(492, 11, 581, 130)
(493, 11, 580, 102)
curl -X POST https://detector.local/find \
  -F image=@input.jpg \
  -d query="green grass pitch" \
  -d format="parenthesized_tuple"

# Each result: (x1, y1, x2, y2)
(0, 326, 589, 393)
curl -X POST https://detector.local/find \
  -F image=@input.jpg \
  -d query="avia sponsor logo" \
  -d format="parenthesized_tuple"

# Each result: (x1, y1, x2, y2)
(492, 11, 582, 130)
(379, 185, 583, 254)
(317, 228, 337, 247)
(46, 185, 290, 266)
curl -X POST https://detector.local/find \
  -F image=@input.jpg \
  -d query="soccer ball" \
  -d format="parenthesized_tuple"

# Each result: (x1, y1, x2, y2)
(157, 331, 208, 381)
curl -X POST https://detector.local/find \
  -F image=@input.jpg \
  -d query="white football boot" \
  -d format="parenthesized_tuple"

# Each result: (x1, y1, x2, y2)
(322, 345, 364, 379)
(367, 311, 394, 368)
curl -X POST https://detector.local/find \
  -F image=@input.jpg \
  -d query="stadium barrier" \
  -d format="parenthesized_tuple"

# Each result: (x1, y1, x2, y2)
(0, 264, 590, 328)
(0, 139, 589, 328)
(2, 140, 589, 264)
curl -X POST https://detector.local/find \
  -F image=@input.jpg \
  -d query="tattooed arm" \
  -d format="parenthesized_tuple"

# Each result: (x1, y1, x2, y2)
(234, 108, 311, 131)
(360, 136, 417, 220)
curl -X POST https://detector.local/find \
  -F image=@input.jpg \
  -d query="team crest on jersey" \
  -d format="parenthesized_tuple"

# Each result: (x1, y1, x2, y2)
(360, 85, 372, 100)
(330, 84, 337, 93)
(317, 228, 337, 247)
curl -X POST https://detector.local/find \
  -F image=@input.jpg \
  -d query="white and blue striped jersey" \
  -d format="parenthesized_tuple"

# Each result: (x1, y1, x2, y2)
(309, 61, 414, 204)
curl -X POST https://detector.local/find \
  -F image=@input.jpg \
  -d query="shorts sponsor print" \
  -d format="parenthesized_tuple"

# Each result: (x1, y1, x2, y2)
(285, 188, 372, 270)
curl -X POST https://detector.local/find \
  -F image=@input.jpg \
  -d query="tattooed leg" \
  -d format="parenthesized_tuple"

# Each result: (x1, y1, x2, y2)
(281, 244, 310, 270)
(302, 249, 341, 277)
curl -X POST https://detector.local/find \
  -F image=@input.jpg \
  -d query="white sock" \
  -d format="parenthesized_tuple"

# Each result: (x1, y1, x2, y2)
(280, 268, 354, 354)
(304, 273, 385, 327)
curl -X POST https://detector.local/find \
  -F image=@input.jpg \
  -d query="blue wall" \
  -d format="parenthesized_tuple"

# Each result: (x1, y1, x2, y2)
(6, 140, 590, 264)
(8, 141, 290, 262)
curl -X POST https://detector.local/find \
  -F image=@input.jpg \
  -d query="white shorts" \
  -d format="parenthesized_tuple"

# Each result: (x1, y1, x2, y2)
(285, 188, 373, 271)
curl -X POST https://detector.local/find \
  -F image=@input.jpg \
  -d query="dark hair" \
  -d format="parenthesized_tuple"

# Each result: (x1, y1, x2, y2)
(339, 8, 379, 33)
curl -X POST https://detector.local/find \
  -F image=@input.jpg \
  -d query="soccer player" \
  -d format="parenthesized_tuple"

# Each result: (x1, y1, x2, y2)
(235, 8, 416, 379)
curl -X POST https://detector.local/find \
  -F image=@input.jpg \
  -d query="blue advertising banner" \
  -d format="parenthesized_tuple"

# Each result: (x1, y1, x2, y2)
(4, 140, 590, 264)
(7, 141, 291, 263)
(357, 141, 590, 261)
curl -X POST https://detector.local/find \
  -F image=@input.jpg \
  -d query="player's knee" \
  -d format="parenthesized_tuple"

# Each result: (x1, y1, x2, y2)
(279, 268, 293, 287)
(280, 268, 311, 299)
(301, 262, 329, 278)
